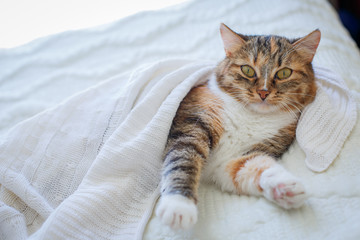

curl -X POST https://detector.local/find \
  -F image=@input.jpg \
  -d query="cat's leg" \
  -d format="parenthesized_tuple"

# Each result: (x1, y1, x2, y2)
(226, 153, 307, 209)
(156, 85, 223, 230)
(156, 148, 204, 230)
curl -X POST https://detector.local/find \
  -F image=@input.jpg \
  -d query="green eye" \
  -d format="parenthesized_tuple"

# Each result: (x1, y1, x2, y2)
(241, 65, 255, 78)
(276, 68, 292, 80)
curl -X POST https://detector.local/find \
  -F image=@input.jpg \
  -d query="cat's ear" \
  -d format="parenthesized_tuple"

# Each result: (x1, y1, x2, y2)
(220, 23, 246, 57)
(292, 29, 321, 62)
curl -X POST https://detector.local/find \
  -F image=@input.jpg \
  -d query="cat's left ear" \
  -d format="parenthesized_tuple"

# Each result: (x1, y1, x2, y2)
(292, 29, 321, 62)
(220, 23, 246, 57)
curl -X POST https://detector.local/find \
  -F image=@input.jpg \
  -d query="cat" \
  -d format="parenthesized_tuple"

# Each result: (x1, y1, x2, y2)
(156, 23, 321, 230)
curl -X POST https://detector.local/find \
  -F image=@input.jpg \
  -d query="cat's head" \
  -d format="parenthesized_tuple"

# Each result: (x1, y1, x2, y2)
(216, 23, 320, 114)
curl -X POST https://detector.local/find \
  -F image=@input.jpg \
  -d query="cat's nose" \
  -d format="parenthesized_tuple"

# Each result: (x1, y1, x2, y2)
(257, 89, 270, 101)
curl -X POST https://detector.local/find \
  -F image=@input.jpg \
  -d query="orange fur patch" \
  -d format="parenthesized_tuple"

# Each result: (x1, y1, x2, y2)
(179, 83, 225, 147)
(226, 154, 276, 194)
(226, 152, 259, 192)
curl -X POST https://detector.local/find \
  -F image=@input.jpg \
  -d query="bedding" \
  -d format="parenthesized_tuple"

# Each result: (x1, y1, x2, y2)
(1, 0, 360, 239)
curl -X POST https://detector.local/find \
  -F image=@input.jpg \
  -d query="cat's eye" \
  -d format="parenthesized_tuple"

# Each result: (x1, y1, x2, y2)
(241, 65, 255, 78)
(276, 68, 292, 80)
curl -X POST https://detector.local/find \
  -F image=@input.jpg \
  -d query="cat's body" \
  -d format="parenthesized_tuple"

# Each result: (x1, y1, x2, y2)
(201, 74, 298, 194)
(156, 23, 320, 230)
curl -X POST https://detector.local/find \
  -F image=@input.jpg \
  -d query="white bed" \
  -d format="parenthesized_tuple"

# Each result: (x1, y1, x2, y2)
(1, 0, 360, 239)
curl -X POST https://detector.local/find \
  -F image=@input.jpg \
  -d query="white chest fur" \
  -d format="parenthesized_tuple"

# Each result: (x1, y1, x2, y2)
(201, 76, 296, 191)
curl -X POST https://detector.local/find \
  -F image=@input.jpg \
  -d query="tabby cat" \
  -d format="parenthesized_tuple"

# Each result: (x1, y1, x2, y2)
(156, 23, 321, 230)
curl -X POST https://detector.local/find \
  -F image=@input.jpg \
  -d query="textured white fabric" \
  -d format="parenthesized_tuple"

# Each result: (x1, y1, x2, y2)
(297, 66, 357, 172)
(0, 59, 213, 239)
(1, 0, 360, 239)
(2, 0, 360, 137)
(0, 58, 356, 239)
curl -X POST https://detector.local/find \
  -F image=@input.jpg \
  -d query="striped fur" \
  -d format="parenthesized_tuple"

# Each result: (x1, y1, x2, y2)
(161, 85, 224, 203)
(157, 23, 320, 229)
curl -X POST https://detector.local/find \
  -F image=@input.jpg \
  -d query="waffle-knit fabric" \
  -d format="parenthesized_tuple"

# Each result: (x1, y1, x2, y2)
(0, 59, 356, 239)
(297, 66, 357, 172)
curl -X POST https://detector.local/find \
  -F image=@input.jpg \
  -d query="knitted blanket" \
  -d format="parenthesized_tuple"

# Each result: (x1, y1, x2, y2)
(0, 59, 356, 239)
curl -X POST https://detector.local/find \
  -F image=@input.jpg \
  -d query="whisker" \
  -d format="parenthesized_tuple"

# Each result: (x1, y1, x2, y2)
(282, 97, 305, 109)
(283, 100, 302, 114)
(287, 92, 316, 98)
(280, 102, 299, 120)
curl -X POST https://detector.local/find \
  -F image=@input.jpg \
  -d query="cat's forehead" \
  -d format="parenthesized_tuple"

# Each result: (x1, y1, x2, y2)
(246, 35, 292, 54)
(234, 35, 295, 67)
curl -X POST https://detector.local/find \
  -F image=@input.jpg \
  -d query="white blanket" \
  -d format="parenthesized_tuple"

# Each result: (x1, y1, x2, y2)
(0, 58, 357, 239)
(1, 0, 360, 239)
(0, 59, 213, 239)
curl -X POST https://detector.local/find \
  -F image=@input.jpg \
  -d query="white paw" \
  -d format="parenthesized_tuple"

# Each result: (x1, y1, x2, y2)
(156, 194, 198, 230)
(259, 165, 307, 209)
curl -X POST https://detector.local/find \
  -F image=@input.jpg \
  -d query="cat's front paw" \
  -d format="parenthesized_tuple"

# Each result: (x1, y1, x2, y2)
(259, 165, 307, 209)
(156, 194, 197, 230)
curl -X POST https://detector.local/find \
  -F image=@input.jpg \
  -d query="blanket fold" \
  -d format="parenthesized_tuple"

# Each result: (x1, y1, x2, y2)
(0, 59, 357, 239)
(297, 66, 357, 172)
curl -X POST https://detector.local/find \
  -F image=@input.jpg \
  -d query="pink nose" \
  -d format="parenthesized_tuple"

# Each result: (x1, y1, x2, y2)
(257, 89, 270, 100)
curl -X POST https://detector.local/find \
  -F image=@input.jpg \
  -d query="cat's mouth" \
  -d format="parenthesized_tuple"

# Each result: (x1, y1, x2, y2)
(248, 101, 280, 114)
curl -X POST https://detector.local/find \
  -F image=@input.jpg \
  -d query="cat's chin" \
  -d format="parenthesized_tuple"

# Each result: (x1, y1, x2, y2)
(247, 102, 279, 114)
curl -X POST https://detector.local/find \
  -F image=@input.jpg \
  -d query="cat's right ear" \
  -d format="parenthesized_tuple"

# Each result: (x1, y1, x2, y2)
(220, 23, 246, 57)
(292, 29, 321, 62)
